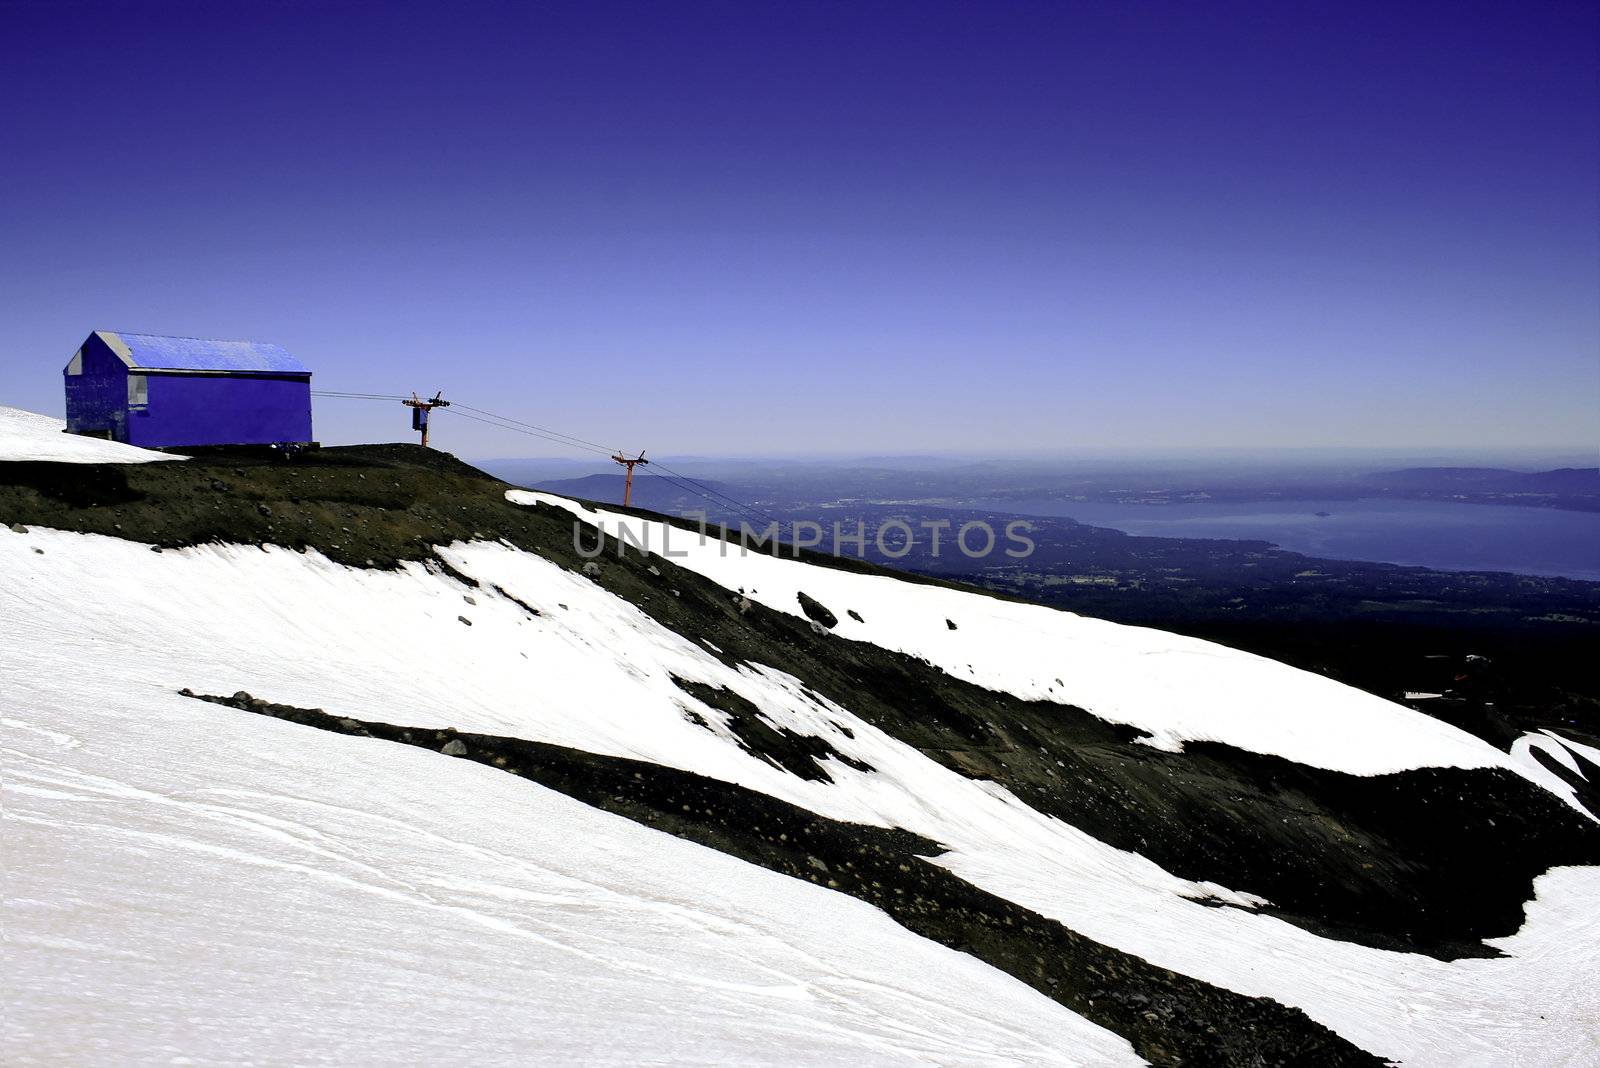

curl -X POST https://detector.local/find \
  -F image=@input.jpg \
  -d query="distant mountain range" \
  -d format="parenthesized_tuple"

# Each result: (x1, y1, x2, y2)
(496, 460, 1600, 514)
(1366, 467, 1599, 494)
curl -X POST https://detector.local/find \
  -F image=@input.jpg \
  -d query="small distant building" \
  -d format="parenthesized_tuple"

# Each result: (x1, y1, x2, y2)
(64, 331, 313, 448)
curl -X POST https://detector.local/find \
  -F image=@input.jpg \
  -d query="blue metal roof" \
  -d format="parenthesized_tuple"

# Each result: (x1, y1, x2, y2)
(102, 332, 312, 375)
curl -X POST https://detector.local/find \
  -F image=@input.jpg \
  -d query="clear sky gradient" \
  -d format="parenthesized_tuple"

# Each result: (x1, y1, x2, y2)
(3, 1, 1596, 459)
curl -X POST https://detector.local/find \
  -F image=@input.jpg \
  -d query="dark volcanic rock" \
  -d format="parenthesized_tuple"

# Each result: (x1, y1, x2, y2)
(797, 591, 838, 629)
(670, 675, 870, 782)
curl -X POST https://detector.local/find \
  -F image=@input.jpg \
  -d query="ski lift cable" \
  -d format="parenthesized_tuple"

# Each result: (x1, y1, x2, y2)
(644, 467, 783, 530)
(312, 390, 408, 400)
(438, 407, 615, 459)
(643, 458, 784, 527)
(440, 402, 781, 527)
(449, 402, 620, 455)
(310, 390, 782, 528)
(636, 467, 780, 530)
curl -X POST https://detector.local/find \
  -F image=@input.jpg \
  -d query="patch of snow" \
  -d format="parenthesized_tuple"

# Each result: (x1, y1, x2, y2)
(507, 491, 1519, 780)
(1509, 731, 1598, 821)
(1186, 882, 1272, 909)
(0, 406, 180, 464)
(945, 849, 1600, 1068)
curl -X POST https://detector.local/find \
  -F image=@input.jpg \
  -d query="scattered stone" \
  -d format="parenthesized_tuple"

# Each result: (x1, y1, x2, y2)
(441, 739, 468, 756)
(810, 621, 829, 636)
(338, 718, 363, 731)
(581, 561, 601, 577)
(458, 615, 473, 626)
(210, 479, 228, 492)
(847, 609, 864, 623)
(737, 597, 753, 615)
(7, 523, 26, 534)
(33, 548, 43, 555)
(257, 504, 273, 517)
(946, 618, 958, 630)
(647, 565, 661, 577)
(233, 691, 252, 702)
(463, 594, 477, 605)
(151, 545, 163, 553)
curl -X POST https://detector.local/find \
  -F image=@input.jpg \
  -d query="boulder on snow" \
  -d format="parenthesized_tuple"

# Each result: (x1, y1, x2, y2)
(797, 591, 838, 629)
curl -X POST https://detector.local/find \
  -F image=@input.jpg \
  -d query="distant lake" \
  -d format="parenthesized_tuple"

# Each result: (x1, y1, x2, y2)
(963, 498, 1600, 582)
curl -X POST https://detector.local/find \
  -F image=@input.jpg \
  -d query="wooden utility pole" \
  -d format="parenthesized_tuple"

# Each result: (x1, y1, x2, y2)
(402, 392, 450, 448)
(612, 450, 648, 507)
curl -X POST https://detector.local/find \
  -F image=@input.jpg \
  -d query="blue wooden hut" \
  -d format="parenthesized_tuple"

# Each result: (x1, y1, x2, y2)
(64, 331, 314, 448)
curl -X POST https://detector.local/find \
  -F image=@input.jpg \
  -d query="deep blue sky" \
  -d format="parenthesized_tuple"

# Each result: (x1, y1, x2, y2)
(3, 1, 1596, 459)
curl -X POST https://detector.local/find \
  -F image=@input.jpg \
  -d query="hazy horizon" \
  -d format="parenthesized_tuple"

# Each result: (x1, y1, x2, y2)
(468, 445, 1599, 466)
(470, 445, 1600, 486)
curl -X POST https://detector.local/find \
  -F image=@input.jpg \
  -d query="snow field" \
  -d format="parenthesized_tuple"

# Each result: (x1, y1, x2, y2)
(4, 526, 1599, 1064)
